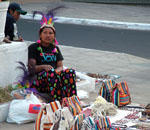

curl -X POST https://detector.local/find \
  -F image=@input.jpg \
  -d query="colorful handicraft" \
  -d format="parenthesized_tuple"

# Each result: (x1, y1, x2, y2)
(35, 101, 61, 130)
(62, 95, 82, 116)
(81, 116, 95, 130)
(99, 80, 131, 107)
(71, 114, 86, 130)
(95, 116, 112, 130)
(99, 80, 115, 102)
(112, 81, 131, 107)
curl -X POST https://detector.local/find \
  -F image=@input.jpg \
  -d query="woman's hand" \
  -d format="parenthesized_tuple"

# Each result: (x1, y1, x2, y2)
(42, 65, 53, 72)
(28, 59, 54, 73)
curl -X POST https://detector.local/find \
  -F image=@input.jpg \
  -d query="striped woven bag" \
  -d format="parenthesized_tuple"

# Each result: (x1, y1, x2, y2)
(70, 114, 86, 130)
(110, 128, 122, 130)
(34, 101, 61, 130)
(62, 95, 82, 116)
(95, 116, 112, 130)
(81, 116, 95, 130)
(112, 81, 131, 107)
(99, 80, 116, 102)
(58, 107, 74, 130)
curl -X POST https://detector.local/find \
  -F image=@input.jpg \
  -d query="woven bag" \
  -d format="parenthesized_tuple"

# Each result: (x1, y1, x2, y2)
(112, 81, 131, 107)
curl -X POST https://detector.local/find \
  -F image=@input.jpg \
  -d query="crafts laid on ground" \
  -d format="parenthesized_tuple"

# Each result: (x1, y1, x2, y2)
(86, 72, 120, 81)
(2, 69, 150, 130)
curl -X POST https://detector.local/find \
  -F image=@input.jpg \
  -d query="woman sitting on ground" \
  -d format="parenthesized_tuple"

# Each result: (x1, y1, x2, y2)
(28, 8, 77, 102)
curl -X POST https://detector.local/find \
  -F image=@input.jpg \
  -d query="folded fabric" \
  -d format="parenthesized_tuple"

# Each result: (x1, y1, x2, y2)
(62, 95, 82, 116)
(71, 114, 85, 130)
(81, 116, 95, 130)
(80, 108, 91, 118)
(95, 116, 112, 130)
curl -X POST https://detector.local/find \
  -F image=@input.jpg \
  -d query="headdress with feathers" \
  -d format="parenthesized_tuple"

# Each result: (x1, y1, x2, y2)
(33, 6, 65, 31)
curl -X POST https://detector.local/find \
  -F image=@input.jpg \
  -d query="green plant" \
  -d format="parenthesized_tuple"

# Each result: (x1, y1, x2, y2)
(0, 85, 14, 103)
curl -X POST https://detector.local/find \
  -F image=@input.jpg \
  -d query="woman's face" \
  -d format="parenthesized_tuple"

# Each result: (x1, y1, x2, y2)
(40, 27, 55, 44)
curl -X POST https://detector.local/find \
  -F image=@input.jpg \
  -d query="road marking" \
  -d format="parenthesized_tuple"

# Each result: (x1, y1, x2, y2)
(21, 13, 150, 31)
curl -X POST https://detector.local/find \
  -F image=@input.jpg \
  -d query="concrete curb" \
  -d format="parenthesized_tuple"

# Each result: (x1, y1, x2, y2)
(62, 0, 150, 4)
(21, 13, 150, 31)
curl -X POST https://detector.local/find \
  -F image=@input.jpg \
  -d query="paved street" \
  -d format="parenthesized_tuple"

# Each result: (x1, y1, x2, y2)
(18, 19, 150, 59)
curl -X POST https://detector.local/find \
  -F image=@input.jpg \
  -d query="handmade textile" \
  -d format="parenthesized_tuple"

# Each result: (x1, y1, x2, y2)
(131, 123, 150, 130)
(99, 80, 115, 102)
(71, 114, 86, 130)
(62, 95, 82, 116)
(81, 116, 121, 130)
(95, 116, 112, 130)
(35, 101, 61, 130)
(58, 107, 74, 129)
(35, 101, 85, 130)
(30, 68, 77, 101)
(81, 116, 95, 130)
(80, 108, 92, 118)
(94, 96, 107, 105)
(99, 80, 131, 107)
(91, 102, 118, 117)
(112, 81, 131, 107)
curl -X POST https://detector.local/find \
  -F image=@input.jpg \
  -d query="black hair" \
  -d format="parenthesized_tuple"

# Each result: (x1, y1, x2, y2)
(39, 26, 56, 35)
(39, 26, 56, 41)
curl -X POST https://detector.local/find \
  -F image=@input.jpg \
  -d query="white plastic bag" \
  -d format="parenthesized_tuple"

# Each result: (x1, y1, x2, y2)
(7, 93, 41, 124)
(76, 71, 96, 92)
(77, 90, 89, 99)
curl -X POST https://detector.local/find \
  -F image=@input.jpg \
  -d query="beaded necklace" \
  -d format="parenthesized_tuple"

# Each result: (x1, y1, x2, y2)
(37, 42, 58, 55)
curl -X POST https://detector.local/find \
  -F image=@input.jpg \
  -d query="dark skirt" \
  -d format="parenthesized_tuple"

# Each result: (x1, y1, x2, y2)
(30, 68, 77, 102)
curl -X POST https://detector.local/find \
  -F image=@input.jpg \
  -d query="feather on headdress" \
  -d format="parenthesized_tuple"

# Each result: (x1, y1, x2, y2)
(15, 61, 36, 89)
(33, 5, 65, 29)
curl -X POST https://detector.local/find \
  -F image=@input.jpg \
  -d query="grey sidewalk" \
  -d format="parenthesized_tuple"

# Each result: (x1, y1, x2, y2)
(60, 45, 150, 105)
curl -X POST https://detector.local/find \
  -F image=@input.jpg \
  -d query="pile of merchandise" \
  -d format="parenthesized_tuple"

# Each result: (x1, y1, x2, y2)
(33, 94, 150, 130)
(34, 95, 121, 130)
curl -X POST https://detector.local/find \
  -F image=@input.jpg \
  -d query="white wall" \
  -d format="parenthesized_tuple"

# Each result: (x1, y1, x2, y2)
(0, 1, 9, 43)
(0, 42, 28, 88)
